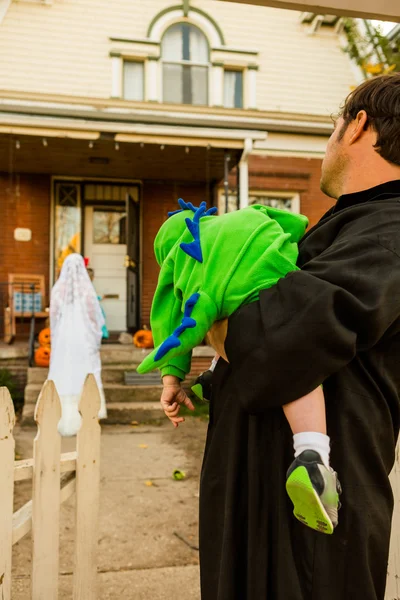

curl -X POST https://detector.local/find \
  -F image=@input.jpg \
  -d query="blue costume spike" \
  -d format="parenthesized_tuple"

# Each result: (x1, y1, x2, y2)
(154, 293, 200, 362)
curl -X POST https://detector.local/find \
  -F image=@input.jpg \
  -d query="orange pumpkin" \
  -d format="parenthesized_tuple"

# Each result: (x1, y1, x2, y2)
(133, 329, 154, 349)
(38, 328, 51, 347)
(35, 346, 51, 368)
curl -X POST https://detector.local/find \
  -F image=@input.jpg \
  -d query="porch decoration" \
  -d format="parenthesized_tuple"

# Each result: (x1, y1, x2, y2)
(35, 346, 51, 368)
(133, 327, 154, 349)
(38, 327, 51, 347)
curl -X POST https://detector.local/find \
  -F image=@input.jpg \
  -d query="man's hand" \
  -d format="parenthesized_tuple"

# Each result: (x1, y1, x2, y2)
(206, 318, 229, 362)
(161, 375, 195, 428)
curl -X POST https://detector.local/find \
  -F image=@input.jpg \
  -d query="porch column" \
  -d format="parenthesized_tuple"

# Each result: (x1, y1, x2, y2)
(239, 138, 253, 208)
(111, 55, 123, 98)
(246, 65, 258, 110)
(146, 57, 160, 102)
(211, 63, 224, 107)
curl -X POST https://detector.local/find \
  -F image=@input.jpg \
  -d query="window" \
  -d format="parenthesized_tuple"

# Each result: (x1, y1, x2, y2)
(162, 23, 209, 105)
(54, 183, 81, 277)
(93, 209, 127, 245)
(123, 61, 144, 101)
(219, 190, 300, 214)
(224, 70, 243, 109)
(248, 193, 298, 212)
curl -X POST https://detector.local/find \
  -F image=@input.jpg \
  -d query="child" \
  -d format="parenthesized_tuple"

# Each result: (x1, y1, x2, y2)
(86, 265, 110, 340)
(48, 253, 107, 436)
(137, 199, 341, 534)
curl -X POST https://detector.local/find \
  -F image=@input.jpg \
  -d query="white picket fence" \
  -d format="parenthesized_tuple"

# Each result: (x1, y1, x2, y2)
(0, 375, 101, 600)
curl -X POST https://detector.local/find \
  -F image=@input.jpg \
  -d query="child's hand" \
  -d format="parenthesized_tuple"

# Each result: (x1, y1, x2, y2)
(161, 376, 195, 428)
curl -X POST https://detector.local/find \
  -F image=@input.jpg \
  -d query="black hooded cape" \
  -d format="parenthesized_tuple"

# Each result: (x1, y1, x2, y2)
(199, 181, 400, 600)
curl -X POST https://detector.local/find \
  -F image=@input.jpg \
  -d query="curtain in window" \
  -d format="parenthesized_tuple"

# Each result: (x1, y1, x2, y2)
(162, 24, 183, 61)
(224, 71, 237, 108)
(123, 62, 144, 101)
(190, 26, 208, 63)
(163, 63, 183, 103)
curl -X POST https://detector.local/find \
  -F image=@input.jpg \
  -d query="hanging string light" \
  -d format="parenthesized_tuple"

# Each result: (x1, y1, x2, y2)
(42, 138, 48, 147)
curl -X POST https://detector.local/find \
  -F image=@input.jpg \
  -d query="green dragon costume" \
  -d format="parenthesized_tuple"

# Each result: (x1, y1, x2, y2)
(137, 199, 308, 379)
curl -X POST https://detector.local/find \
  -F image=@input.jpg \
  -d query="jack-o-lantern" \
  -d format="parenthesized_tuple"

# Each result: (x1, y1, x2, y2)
(133, 329, 154, 349)
(35, 346, 51, 368)
(38, 328, 51, 347)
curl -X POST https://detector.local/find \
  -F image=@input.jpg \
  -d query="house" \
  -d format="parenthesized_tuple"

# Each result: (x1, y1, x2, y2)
(0, 0, 360, 339)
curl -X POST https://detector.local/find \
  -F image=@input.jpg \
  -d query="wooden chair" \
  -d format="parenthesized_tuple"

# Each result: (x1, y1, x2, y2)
(4, 274, 49, 344)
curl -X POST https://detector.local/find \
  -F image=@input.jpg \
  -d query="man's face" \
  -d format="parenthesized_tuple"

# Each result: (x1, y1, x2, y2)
(320, 116, 349, 199)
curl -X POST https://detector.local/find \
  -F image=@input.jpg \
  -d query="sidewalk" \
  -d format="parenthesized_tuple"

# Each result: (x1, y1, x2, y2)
(12, 417, 208, 599)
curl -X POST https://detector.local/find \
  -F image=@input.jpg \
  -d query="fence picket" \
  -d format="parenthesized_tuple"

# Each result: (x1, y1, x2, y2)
(31, 380, 62, 600)
(73, 375, 101, 600)
(0, 387, 16, 600)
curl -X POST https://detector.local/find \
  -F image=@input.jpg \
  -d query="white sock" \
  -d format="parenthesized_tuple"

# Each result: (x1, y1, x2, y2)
(293, 432, 331, 468)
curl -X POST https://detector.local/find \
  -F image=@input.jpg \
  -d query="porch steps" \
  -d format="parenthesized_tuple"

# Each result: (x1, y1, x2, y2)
(27, 365, 144, 386)
(22, 401, 163, 426)
(22, 344, 214, 425)
(24, 382, 163, 405)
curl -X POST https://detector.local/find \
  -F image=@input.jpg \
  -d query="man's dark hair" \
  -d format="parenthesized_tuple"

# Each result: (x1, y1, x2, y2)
(338, 73, 400, 166)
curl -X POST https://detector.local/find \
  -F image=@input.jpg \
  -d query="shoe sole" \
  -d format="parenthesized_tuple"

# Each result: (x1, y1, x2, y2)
(286, 466, 334, 535)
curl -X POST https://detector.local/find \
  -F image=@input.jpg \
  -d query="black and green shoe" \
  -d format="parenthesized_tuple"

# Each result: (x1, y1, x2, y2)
(286, 450, 341, 535)
(191, 369, 213, 402)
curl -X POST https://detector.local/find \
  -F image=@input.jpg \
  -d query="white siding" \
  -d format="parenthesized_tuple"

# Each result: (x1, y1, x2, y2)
(0, 0, 357, 117)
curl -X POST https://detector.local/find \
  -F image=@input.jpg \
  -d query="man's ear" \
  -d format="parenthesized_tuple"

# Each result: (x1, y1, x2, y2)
(348, 110, 369, 145)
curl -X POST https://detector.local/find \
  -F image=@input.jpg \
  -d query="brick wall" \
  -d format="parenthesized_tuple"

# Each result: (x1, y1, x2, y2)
(227, 154, 335, 229)
(0, 173, 51, 337)
(141, 181, 210, 327)
(0, 156, 335, 338)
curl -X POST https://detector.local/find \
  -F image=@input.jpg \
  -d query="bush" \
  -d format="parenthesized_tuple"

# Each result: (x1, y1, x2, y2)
(0, 369, 16, 397)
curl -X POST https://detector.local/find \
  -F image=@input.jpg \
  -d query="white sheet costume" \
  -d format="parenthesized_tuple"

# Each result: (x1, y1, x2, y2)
(48, 253, 107, 436)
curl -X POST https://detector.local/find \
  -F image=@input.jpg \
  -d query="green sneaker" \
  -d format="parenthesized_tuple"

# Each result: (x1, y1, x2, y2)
(286, 450, 341, 535)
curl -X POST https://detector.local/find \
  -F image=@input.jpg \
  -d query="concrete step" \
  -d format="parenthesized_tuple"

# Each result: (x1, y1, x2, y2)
(27, 365, 142, 386)
(24, 383, 163, 405)
(99, 344, 214, 365)
(21, 401, 163, 426)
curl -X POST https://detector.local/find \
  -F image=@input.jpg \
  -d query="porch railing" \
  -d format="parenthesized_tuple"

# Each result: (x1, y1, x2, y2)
(0, 281, 45, 366)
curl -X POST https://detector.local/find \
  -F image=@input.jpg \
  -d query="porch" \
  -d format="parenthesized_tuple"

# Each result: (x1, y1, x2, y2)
(0, 112, 265, 339)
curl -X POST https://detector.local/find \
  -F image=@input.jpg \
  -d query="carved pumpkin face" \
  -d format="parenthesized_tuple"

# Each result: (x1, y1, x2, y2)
(133, 330, 154, 349)
(38, 328, 51, 347)
(35, 346, 51, 368)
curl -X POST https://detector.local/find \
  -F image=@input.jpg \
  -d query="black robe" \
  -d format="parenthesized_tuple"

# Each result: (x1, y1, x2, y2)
(199, 181, 400, 600)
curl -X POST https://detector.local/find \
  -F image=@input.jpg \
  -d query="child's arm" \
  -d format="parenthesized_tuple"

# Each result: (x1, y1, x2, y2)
(137, 262, 193, 377)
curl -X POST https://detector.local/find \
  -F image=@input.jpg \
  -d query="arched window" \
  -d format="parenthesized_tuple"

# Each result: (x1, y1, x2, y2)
(162, 23, 209, 105)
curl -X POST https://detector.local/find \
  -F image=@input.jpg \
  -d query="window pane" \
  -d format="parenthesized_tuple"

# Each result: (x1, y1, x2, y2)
(54, 183, 81, 277)
(189, 26, 208, 63)
(123, 62, 144, 101)
(162, 23, 209, 64)
(163, 63, 183, 103)
(224, 70, 243, 109)
(93, 210, 127, 244)
(190, 65, 208, 105)
(162, 23, 184, 61)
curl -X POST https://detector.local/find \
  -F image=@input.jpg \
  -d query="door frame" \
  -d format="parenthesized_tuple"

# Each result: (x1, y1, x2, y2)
(50, 176, 143, 331)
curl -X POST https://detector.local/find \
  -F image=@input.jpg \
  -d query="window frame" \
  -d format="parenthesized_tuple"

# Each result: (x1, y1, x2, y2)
(218, 189, 301, 214)
(161, 21, 211, 106)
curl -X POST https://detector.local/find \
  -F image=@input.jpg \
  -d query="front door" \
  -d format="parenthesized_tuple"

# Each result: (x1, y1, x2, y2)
(53, 180, 141, 332)
(84, 205, 127, 331)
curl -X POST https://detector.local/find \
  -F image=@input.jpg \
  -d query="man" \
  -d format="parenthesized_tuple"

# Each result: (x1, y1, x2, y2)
(162, 73, 400, 599)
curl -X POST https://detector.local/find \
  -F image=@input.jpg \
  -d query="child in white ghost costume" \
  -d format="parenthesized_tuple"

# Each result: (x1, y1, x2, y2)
(48, 253, 107, 436)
